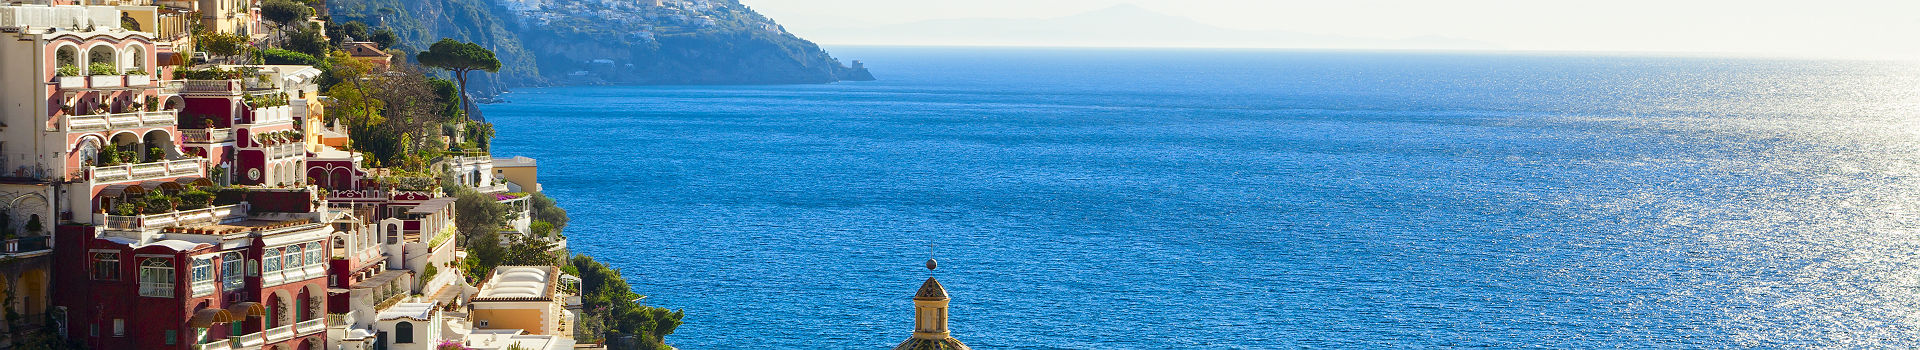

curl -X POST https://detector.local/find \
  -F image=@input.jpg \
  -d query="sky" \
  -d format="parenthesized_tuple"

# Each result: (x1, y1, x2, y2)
(741, 0, 1920, 60)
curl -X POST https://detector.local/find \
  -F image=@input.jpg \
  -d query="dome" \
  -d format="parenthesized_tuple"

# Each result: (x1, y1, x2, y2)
(914, 277, 948, 300)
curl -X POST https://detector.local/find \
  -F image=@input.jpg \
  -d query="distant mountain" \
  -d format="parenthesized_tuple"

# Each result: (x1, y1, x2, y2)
(798, 4, 1501, 51)
(326, 0, 872, 92)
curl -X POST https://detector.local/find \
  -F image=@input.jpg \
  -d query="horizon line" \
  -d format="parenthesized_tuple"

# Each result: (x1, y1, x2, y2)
(810, 43, 1920, 63)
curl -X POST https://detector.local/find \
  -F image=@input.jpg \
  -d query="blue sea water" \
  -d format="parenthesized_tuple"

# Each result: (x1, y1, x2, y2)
(482, 48, 1920, 348)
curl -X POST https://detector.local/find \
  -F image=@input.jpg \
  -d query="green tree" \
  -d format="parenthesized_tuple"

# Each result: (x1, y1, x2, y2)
(501, 236, 557, 266)
(416, 39, 500, 117)
(530, 193, 569, 229)
(369, 29, 400, 50)
(285, 23, 331, 58)
(259, 0, 313, 47)
(195, 31, 251, 64)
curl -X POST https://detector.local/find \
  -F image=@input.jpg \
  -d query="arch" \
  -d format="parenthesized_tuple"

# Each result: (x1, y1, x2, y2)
(302, 283, 325, 321)
(120, 44, 146, 73)
(54, 44, 80, 72)
(267, 290, 292, 327)
(329, 168, 352, 190)
(85, 44, 117, 74)
(385, 224, 398, 245)
(108, 131, 141, 162)
(74, 135, 104, 167)
(141, 129, 173, 163)
(393, 321, 413, 343)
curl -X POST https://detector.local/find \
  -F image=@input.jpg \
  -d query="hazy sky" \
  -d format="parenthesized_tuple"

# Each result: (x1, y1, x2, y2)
(743, 0, 1920, 60)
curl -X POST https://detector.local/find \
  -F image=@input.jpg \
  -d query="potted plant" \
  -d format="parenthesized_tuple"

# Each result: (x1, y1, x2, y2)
(124, 68, 150, 86)
(55, 65, 84, 88)
(87, 63, 121, 88)
(144, 95, 161, 112)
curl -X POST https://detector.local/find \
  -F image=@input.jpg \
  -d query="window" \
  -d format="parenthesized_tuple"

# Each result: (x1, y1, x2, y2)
(286, 245, 303, 268)
(91, 252, 120, 280)
(112, 319, 124, 337)
(264, 248, 282, 272)
(477, 320, 489, 328)
(192, 258, 213, 284)
(394, 322, 413, 343)
(138, 258, 174, 297)
(222, 252, 244, 291)
(306, 242, 324, 266)
(164, 329, 176, 345)
(248, 259, 258, 276)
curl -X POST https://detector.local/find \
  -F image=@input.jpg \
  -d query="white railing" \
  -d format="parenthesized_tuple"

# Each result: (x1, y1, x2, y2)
(180, 79, 241, 93)
(295, 318, 324, 335)
(233, 332, 263, 348)
(90, 159, 202, 184)
(104, 204, 244, 232)
(190, 280, 216, 297)
(138, 282, 173, 297)
(264, 324, 294, 342)
(193, 339, 232, 350)
(61, 110, 178, 132)
(88, 75, 122, 88)
(183, 128, 235, 143)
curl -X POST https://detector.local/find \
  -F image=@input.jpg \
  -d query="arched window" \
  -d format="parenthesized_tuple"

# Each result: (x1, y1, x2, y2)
(386, 224, 398, 244)
(55, 45, 78, 73)
(138, 258, 174, 297)
(86, 45, 117, 75)
(306, 242, 324, 266)
(394, 321, 413, 343)
(221, 252, 243, 290)
(264, 248, 283, 273)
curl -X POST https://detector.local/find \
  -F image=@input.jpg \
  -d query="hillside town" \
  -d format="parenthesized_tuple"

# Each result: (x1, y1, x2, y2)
(0, 0, 686, 349)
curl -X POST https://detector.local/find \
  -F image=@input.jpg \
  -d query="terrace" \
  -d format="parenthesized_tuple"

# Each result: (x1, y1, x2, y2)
(58, 110, 176, 133)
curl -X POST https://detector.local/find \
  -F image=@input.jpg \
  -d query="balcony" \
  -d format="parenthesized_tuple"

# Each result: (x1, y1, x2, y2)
(103, 204, 244, 232)
(182, 128, 235, 143)
(295, 318, 324, 335)
(179, 79, 243, 94)
(57, 76, 85, 89)
(264, 325, 293, 342)
(1, 236, 49, 255)
(139, 282, 173, 297)
(232, 332, 263, 348)
(90, 159, 201, 184)
(60, 110, 177, 133)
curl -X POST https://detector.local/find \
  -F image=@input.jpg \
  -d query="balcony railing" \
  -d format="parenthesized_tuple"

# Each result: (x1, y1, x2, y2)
(2, 236, 49, 254)
(138, 282, 173, 297)
(233, 332, 263, 348)
(90, 159, 202, 184)
(264, 324, 294, 342)
(179, 79, 242, 94)
(104, 204, 244, 232)
(182, 128, 235, 143)
(295, 319, 324, 335)
(193, 339, 232, 350)
(60, 110, 177, 132)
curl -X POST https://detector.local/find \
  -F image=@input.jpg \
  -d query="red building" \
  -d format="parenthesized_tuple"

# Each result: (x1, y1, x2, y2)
(54, 189, 332, 350)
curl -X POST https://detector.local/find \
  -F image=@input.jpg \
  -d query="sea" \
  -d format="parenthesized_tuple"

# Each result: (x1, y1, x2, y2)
(481, 47, 1920, 348)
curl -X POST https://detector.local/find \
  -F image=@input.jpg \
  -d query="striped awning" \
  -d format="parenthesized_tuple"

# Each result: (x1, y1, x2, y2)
(226, 302, 265, 317)
(98, 184, 146, 197)
(173, 177, 214, 188)
(189, 308, 236, 328)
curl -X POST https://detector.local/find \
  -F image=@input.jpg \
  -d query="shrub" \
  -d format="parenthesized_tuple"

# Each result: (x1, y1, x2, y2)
(87, 62, 116, 76)
(125, 68, 148, 76)
(111, 202, 140, 216)
(146, 147, 165, 162)
(144, 194, 177, 214)
(178, 190, 215, 210)
(261, 48, 320, 66)
(56, 65, 80, 77)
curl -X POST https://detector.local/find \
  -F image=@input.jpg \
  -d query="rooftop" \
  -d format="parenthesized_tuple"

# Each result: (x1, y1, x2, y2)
(476, 266, 558, 301)
(491, 156, 537, 168)
(377, 302, 435, 321)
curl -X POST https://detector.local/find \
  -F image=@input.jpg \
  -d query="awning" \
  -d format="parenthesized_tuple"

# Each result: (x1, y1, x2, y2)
(99, 184, 145, 197)
(173, 177, 214, 188)
(226, 302, 265, 317)
(189, 308, 236, 328)
(141, 180, 182, 192)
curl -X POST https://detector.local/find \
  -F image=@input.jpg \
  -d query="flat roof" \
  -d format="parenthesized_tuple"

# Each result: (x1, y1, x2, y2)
(491, 156, 537, 167)
(408, 197, 459, 214)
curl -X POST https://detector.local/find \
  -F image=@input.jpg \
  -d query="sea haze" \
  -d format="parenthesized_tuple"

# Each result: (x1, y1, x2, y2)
(482, 47, 1920, 348)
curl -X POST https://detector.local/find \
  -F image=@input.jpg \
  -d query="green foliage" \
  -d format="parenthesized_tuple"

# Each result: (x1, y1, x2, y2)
(417, 38, 501, 116)
(125, 68, 147, 76)
(421, 263, 438, 283)
(145, 194, 178, 214)
(502, 236, 557, 266)
(572, 255, 683, 349)
(370, 29, 399, 50)
(529, 221, 556, 239)
(178, 190, 215, 210)
(55, 65, 79, 77)
(111, 202, 139, 216)
(195, 31, 252, 62)
(146, 146, 165, 162)
(261, 0, 314, 26)
(331, 21, 370, 46)
(263, 49, 321, 66)
(454, 188, 509, 240)
(285, 23, 332, 59)
(87, 62, 115, 76)
(530, 193, 569, 229)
